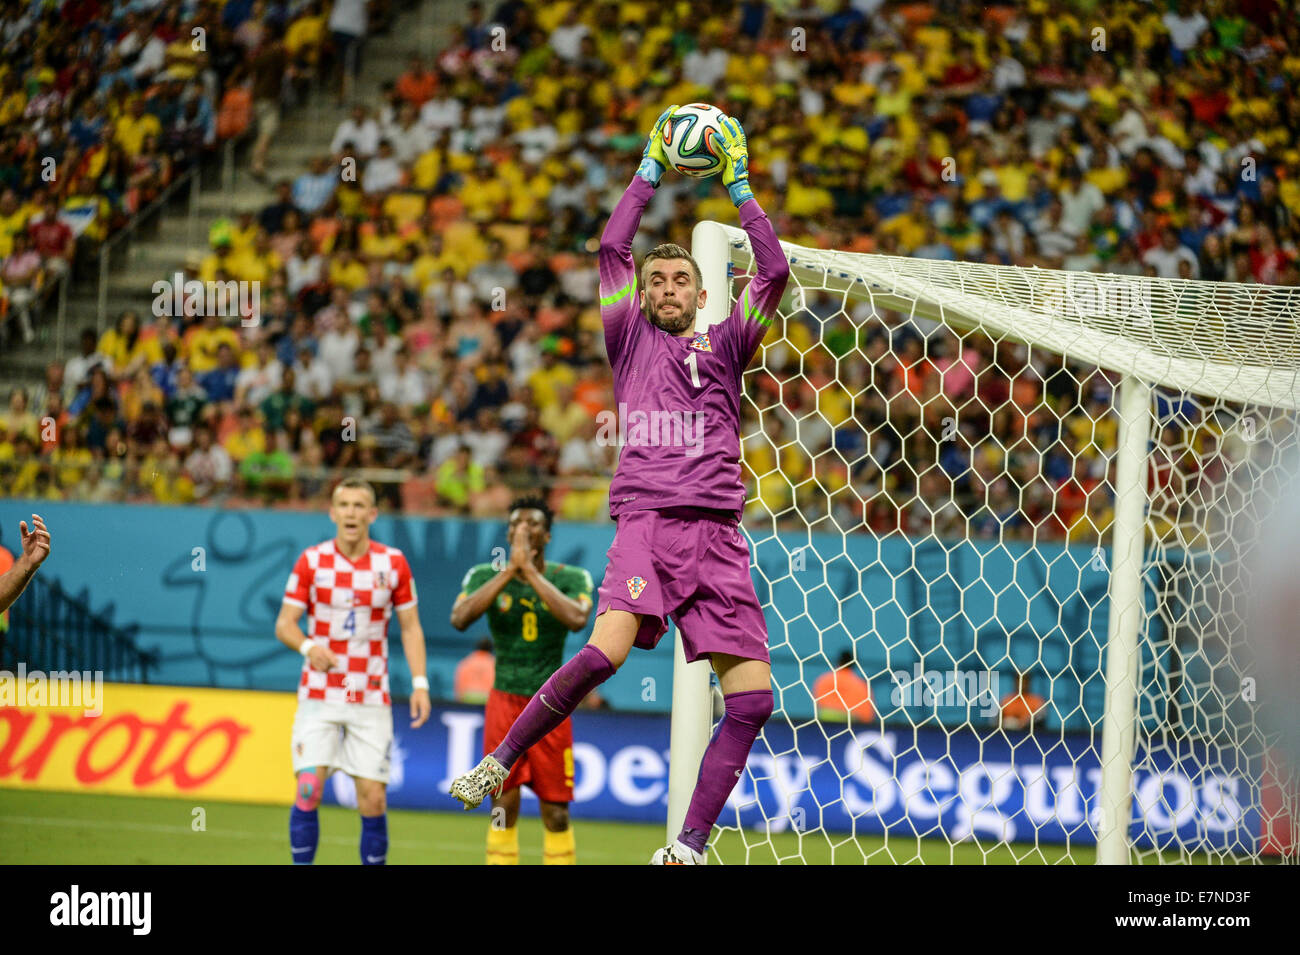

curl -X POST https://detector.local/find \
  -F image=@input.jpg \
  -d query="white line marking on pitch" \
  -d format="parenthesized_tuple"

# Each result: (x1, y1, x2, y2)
(0, 815, 628, 860)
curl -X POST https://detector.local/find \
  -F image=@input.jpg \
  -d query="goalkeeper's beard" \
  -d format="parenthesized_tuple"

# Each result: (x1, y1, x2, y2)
(646, 299, 695, 334)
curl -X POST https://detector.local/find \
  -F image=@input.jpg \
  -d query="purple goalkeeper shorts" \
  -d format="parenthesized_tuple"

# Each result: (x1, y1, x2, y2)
(595, 506, 769, 664)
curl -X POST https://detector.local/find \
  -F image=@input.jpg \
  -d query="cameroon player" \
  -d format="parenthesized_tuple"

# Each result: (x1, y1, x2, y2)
(450, 495, 594, 864)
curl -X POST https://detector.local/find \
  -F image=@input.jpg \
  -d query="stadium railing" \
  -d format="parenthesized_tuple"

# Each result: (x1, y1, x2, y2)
(0, 459, 615, 515)
(94, 125, 259, 336)
(4, 575, 158, 683)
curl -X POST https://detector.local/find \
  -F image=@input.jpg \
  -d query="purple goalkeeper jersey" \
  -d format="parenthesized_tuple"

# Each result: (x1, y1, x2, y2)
(597, 176, 790, 519)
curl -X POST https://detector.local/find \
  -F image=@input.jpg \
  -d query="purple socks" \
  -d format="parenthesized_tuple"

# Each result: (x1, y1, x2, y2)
(492, 644, 616, 768)
(678, 689, 774, 854)
(491, 650, 771, 859)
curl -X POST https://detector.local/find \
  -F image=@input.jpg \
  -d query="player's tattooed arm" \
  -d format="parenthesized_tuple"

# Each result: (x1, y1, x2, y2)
(449, 564, 515, 630)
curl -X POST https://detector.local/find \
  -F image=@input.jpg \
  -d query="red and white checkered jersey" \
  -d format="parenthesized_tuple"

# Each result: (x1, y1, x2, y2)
(282, 538, 418, 705)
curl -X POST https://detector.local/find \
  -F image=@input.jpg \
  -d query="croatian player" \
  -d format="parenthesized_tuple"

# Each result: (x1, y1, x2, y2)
(451, 495, 594, 864)
(451, 106, 790, 864)
(0, 514, 50, 619)
(275, 477, 431, 865)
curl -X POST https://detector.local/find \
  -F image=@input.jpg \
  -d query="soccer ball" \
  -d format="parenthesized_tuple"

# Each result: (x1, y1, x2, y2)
(661, 103, 728, 178)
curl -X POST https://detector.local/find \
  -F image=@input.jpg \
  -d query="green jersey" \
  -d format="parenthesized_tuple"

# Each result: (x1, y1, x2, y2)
(459, 561, 594, 696)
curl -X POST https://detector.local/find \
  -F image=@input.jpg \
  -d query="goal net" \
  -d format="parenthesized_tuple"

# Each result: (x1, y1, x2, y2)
(668, 220, 1300, 864)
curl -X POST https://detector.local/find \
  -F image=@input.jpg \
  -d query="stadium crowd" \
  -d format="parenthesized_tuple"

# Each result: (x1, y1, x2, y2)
(2, 0, 1297, 544)
(0, 0, 395, 344)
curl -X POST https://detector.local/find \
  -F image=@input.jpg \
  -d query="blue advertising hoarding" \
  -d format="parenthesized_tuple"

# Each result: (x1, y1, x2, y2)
(0, 499, 1198, 732)
(321, 701, 1261, 853)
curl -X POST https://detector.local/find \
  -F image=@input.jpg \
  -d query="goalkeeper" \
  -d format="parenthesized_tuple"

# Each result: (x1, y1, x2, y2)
(451, 106, 790, 865)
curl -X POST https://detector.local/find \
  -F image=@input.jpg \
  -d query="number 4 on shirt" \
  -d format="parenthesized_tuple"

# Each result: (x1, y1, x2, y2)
(344, 609, 356, 635)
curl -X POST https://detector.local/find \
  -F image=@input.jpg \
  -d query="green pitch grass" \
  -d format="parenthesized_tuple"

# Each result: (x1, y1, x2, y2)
(0, 789, 1108, 864)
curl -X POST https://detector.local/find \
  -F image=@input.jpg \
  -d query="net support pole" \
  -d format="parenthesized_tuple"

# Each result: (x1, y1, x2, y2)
(667, 623, 711, 843)
(664, 221, 733, 847)
(1096, 372, 1152, 864)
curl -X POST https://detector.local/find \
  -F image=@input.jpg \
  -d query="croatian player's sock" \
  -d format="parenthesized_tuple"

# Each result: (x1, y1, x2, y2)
(543, 827, 576, 865)
(677, 689, 774, 855)
(486, 825, 519, 865)
(289, 806, 319, 865)
(492, 644, 615, 768)
(360, 814, 387, 865)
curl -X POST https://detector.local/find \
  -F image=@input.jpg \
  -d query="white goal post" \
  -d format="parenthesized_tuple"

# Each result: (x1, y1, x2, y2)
(664, 220, 1300, 864)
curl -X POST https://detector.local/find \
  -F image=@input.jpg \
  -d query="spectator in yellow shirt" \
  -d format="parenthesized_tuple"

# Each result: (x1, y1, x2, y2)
(436, 444, 486, 512)
(328, 248, 369, 290)
(0, 387, 38, 443)
(285, 4, 326, 69)
(409, 234, 459, 293)
(0, 72, 26, 125)
(785, 164, 835, 219)
(538, 382, 590, 445)
(527, 347, 576, 410)
(163, 19, 206, 81)
(880, 197, 930, 252)
(185, 313, 241, 373)
(359, 217, 406, 260)
(0, 189, 35, 257)
(114, 98, 163, 158)
(198, 242, 239, 283)
(228, 234, 281, 284)
(460, 159, 509, 222)
(98, 310, 163, 382)
(223, 407, 268, 462)
(227, 212, 261, 254)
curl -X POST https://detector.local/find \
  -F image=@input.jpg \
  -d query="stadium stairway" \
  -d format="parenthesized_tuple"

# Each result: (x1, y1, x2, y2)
(1, 0, 471, 393)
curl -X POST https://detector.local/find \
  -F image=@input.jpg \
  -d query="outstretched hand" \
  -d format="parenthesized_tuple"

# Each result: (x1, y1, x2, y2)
(718, 114, 753, 206)
(637, 104, 680, 187)
(19, 515, 50, 569)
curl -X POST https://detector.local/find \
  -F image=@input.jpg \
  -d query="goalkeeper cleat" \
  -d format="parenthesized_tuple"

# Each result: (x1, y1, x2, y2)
(649, 840, 706, 865)
(449, 755, 508, 810)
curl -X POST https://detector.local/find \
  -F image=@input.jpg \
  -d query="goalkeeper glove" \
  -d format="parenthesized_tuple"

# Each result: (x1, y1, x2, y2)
(718, 114, 753, 207)
(636, 104, 679, 188)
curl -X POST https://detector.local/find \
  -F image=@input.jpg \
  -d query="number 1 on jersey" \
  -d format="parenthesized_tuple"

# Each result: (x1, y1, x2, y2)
(685, 351, 701, 389)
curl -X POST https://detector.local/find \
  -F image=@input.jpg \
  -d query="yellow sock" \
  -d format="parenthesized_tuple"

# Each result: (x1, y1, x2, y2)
(543, 827, 576, 865)
(486, 825, 519, 865)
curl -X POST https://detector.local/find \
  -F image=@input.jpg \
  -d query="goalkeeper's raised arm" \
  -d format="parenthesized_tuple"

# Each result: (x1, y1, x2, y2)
(715, 114, 790, 369)
(597, 104, 680, 362)
(597, 106, 789, 368)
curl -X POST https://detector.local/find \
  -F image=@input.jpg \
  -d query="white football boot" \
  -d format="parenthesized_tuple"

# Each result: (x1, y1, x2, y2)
(449, 755, 508, 810)
(650, 840, 706, 865)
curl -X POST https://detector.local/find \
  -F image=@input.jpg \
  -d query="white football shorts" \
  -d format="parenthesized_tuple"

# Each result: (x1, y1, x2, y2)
(291, 700, 394, 784)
